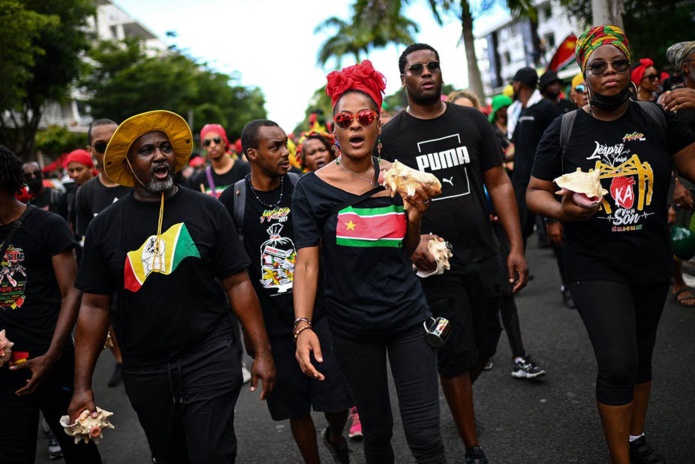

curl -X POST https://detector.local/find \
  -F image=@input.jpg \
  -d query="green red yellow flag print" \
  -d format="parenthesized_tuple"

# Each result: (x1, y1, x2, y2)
(124, 223, 200, 292)
(336, 205, 406, 248)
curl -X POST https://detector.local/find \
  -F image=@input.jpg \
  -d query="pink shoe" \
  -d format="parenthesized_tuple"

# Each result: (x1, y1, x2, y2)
(348, 407, 362, 440)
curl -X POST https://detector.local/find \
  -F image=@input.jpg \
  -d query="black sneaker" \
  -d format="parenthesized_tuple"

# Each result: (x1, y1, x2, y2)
(511, 355, 546, 379)
(47, 429, 63, 460)
(629, 436, 666, 463)
(108, 362, 123, 387)
(321, 426, 353, 464)
(465, 446, 488, 464)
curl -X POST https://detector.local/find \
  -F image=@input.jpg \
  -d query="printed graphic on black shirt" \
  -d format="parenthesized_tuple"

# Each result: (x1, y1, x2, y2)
(588, 130, 655, 232)
(0, 245, 27, 310)
(260, 223, 295, 294)
(412, 133, 473, 201)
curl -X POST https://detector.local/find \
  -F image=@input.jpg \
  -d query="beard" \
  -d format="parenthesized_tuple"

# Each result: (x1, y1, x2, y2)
(146, 174, 174, 194)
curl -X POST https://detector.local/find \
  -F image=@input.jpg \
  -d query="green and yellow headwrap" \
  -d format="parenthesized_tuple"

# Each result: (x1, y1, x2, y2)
(575, 25, 630, 73)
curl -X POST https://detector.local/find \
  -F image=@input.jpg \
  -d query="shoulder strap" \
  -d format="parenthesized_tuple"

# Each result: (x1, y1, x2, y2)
(635, 101, 667, 141)
(559, 110, 578, 157)
(0, 205, 34, 262)
(232, 178, 246, 244)
(287, 172, 301, 186)
(205, 166, 217, 197)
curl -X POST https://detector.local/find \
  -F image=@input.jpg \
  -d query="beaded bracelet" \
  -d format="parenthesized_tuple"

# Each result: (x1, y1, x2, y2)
(293, 325, 314, 343)
(293, 317, 312, 330)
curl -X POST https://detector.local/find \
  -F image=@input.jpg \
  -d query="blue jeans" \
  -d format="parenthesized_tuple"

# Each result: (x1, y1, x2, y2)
(332, 324, 446, 464)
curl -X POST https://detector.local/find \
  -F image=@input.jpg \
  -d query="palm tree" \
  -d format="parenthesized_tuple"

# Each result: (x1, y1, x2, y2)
(315, 0, 419, 69)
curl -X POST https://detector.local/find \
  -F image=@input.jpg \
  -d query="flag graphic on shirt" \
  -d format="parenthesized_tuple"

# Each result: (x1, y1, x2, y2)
(336, 205, 406, 248)
(123, 223, 200, 292)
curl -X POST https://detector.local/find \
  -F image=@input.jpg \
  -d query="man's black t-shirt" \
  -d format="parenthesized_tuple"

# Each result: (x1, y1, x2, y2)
(75, 176, 132, 236)
(533, 102, 695, 285)
(380, 103, 504, 263)
(292, 173, 429, 341)
(192, 160, 251, 198)
(29, 188, 60, 213)
(219, 175, 324, 337)
(75, 188, 250, 368)
(0, 208, 76, 355)
(512, 97, 563, 186)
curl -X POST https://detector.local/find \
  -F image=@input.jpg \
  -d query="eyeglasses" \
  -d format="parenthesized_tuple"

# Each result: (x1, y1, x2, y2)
(587, 58, 630, 76)
(92, 141, 108, 154)
(24, 170, 42, 179)
(203, 137, 222, 147)
(574, 84, 586, 93)
(405, 61, 441, 75)
(333, 110, 378, 129)
(643, 73, 659, 81)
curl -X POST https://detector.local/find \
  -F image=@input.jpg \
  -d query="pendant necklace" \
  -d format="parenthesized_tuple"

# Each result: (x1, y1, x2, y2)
(336, 156, 376, 187)
(247, 174, 285, 209)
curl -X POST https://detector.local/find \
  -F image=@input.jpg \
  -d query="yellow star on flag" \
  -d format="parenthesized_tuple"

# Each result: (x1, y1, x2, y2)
(346, 220, 356, 231)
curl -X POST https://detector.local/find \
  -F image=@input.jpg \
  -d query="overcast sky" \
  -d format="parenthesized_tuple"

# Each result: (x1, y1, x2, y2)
(115, 0, 504, 131)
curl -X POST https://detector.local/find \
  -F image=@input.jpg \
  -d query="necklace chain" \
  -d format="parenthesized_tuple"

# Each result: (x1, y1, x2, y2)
(336, 156, 377, 187)
(247, 174, 285, 209)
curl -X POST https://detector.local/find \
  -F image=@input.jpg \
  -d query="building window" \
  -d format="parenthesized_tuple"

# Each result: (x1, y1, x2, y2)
(544, 33, 555, 49)
(544, 5, 552, 19)
(503, 51, 511, 65)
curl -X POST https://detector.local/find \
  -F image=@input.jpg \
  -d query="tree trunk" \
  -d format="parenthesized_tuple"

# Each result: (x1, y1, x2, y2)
(460, 0, 486, 100)
(591, 0, 625, 29)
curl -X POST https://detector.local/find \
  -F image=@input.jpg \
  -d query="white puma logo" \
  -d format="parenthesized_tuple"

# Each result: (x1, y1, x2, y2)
(442, 177, 454, 186)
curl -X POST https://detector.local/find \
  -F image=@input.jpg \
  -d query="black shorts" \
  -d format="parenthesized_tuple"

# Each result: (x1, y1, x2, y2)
(266, 317, 353, 421)
(421, 254, 503, 377)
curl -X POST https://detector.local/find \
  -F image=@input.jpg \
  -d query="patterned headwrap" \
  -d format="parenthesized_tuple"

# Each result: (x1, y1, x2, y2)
(630, 58, 655, 86)
(575, 25, 630, 73)
(666, 41, 695, 71)
(326, 60, 386, 109)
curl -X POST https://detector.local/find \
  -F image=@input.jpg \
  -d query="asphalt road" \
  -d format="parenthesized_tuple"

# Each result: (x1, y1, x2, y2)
(36, 239, 695, 463)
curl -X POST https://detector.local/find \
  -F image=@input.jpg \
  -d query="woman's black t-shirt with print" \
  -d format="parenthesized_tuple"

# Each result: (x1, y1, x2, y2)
(292, 173, 430, 341)
(0, 208, 76, 355)
(532, 102, 695, 285)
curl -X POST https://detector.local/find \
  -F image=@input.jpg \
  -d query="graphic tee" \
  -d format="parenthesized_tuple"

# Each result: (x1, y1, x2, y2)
(380, 103, 504, 263)
(0, 208, 76, 354)
(219, 175, 323, 337)
(533, 102, 695, 284)
(191, 160, 251, 197)
(292, 174, 429, 340)
(75, 176, 132, 236)
(76, 188, 250, 367)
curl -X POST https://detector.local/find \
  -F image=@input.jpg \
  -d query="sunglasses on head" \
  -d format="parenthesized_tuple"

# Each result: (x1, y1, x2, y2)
(333, 109, 378, 129)
(405, 61, 441, 75)
(203, 137, 222, 147)
(574, 84, 586, 93)
(92, 141, 108, 154)
(643, 73, 659, 81)
(587, 58, 630, 76)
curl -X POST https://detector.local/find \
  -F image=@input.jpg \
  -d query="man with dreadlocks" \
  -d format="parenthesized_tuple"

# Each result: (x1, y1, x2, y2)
(68, 110, 275, 463)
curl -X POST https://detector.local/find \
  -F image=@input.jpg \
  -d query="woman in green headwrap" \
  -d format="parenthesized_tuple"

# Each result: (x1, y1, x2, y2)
(527, 25, 695, 464)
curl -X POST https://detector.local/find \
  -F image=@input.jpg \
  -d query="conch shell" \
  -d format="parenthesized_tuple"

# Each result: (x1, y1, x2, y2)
(414, 236, 453, 278)
(0, 329, 14, 368)
(60, 407, 115, 444)
(381, 160, 442, 199)
(554, 168, 608, 208)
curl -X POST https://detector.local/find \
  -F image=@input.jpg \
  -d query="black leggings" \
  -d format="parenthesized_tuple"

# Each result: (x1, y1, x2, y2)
(569, 280, 669, 405)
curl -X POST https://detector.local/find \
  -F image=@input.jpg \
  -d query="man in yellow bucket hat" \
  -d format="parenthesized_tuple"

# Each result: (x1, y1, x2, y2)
(68, 110, 275, 463)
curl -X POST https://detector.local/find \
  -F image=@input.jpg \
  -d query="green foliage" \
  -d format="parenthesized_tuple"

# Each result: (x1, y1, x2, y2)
(34, 125, 85, 158)
(85, 40, 267, 141)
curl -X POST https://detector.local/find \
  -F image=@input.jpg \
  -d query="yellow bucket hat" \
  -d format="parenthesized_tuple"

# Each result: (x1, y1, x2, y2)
(104, 110, 193, 187)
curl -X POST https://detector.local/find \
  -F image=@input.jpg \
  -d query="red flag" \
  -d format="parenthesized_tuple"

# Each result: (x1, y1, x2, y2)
(547, 34, 577, 72)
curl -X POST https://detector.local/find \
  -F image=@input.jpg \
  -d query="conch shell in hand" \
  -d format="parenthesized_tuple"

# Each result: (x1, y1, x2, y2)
(0, 329, 14, 368)
(554, 168, 608, 208)
(60, 407, 115, 444)
(414, 236, 453, 278)
(380, 160, 442, 199)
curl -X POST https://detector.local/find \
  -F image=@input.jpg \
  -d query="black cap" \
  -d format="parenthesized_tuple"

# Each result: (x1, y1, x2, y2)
(512, 67, 538, 89)
(539, 70, 562, 92)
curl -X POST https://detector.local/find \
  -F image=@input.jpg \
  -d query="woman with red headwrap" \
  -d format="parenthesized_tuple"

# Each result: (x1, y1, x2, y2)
(631, 58, 660, 101)
(527, 25, 695, 464)
(57, 149, 96, 233)
(291, 61, 445, 463)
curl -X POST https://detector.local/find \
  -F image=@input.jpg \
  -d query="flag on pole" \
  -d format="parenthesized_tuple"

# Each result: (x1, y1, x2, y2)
(547, 34, 578, 72)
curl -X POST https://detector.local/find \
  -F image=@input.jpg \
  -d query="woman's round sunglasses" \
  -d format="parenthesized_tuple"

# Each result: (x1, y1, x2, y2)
(588, 59, 630, 76)
(333, 110, 378, 129)
(203, 137, 223, 147)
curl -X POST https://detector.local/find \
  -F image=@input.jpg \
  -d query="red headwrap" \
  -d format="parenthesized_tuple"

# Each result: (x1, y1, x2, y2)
(630, 58, 655, 86)
(200, 124, 230, 150)
(326, 60, 386, 109)
(65, 149, 94, 168)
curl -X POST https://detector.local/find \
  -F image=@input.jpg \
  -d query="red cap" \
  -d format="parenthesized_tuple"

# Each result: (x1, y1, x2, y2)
(65, 149, 94, 168)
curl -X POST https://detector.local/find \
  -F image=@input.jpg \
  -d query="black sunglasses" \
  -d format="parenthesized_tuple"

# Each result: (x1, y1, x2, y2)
(203, 137, 222, 147)
(588, 59, 630, 76)
(405, 61, 441, 75)
(24, 170, 42, 179)
(643, 73, 659, 81)
(92, 141, 108, 154)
